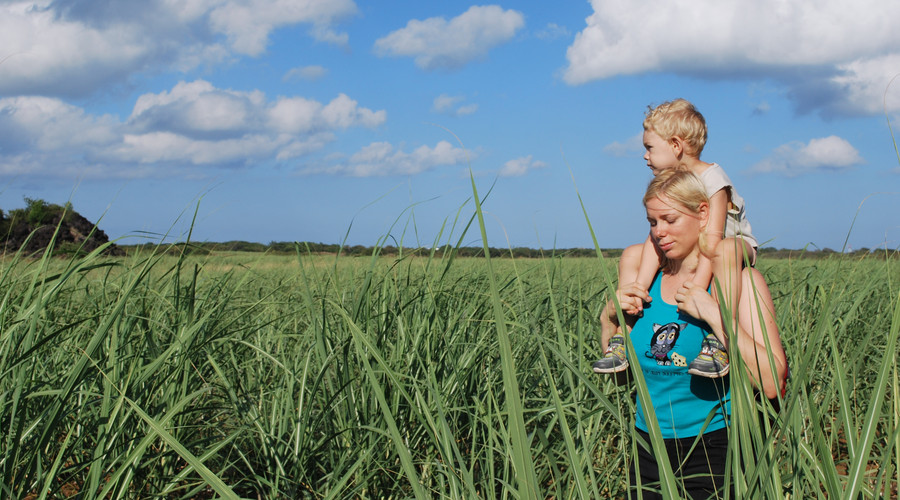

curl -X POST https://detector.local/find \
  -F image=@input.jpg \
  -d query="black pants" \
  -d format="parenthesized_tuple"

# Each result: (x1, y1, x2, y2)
(629, 428, 730, 499)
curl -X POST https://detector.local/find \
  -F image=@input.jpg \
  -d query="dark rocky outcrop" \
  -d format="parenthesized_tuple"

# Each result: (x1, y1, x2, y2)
(1, 199, 124, 256)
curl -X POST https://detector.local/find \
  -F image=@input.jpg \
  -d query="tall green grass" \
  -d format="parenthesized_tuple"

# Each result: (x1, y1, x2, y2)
(0, 226, 897, 497)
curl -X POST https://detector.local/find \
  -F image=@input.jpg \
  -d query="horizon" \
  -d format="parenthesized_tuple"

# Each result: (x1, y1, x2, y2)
(0, 196, 887, 254)
(1, 1, 898, 253)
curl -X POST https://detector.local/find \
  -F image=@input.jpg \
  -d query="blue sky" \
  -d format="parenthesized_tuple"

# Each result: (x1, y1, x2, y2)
(1, 0, 899, 251)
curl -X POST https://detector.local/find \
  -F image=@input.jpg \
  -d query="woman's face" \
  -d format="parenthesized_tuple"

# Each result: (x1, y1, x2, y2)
(645, 195, 707, 260)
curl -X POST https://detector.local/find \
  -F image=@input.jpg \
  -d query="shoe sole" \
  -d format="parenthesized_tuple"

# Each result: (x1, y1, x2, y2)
(592, 362, 629, 374)
(688, 365, 729, 378)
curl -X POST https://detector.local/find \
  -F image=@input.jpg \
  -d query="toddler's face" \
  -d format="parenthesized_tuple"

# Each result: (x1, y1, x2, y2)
(642, 130, 679, 175)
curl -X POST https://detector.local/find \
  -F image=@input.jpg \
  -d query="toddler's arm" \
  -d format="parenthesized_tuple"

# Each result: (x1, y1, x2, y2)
(693, 255, 713, 292)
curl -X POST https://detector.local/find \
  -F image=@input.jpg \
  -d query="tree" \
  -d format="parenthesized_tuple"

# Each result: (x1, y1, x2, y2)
(24, 197, 51, 226)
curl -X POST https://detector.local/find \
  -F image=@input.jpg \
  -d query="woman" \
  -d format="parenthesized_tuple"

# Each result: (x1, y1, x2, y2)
(599, 168, 788, 499)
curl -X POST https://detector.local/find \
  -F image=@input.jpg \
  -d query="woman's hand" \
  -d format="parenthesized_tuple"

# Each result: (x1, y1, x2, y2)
(613, 282, 651, 317)
(674, 281, 720, 324)
(600, 283, 648, 351)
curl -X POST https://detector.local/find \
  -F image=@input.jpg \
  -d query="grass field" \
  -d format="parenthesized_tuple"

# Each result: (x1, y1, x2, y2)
(0, 240, 897, 499)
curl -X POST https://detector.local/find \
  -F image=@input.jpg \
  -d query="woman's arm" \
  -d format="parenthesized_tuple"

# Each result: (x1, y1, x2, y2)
(731, 268, 788, 399)
(674, 270, 787, 399)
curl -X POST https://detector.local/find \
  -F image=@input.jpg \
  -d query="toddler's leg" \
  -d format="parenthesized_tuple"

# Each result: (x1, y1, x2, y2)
(618, 242, 643, 285)
(593, 319, 628, 373)
(593, 244, 644, 374)
(619, 242, 652, 315)
(601, 243, 642, 349)
(633, 235, 661, 293)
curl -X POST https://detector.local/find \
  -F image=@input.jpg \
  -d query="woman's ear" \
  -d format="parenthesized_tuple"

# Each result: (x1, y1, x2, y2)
(698, 201, 710, 225)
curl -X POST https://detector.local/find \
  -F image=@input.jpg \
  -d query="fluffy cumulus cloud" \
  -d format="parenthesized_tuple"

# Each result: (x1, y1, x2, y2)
(749, 136, 864, 176)
(0, 0, 356, 97)
(499, 155, 547, 177)
(0, 96, 121, 177)
(303, 141, 470, 177)
(374, 5, 525, 70)
(208, 0, 357, 55)
(829, 54, 900, 115)
(0, 80, 385, 178)
(564, 0, 900, 116)
(0, 1, 157, 97)
(128, 81, 266, 139)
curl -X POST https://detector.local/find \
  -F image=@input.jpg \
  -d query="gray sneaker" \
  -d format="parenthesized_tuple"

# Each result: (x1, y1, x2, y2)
(592, 334, 628, 373)
(687, 334, 729, 378)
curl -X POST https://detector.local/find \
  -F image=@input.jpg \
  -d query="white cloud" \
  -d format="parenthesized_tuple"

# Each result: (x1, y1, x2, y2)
(283, 65, 328, 82)
(829, 54, 900, 115)
(130, 81, 267, 138)
(320, 94, 387, 129)
(0, 96, 119, 153)
(752, 101, 771, 115)
(0, 80, 384, 178)
(433, 94, 463, 112)
(564, 0, 900, 116)
(208, 0, 356, 55)
(0, 2, 156, 97)
(266, 97, 325, 134)
(0, 0, 357, 97)
(115, 131, 288, 166)
(309, 24, 351, 46)
(604, 133, 644, 157)
(535, 23, 570, 41)
(433, 94, 478, 116)
(455, 104, 479, 116)
(499, 155, 547, 177)
(749, 136, 864, 176)
(374, 5, 525, 70)
(303, 140, 471, 177)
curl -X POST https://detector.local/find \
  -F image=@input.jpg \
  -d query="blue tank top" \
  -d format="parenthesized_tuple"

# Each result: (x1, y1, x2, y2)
(633, 272, 730, 438)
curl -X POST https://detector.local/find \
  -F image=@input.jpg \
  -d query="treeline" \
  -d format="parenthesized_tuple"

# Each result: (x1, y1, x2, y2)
(3, 198, 893, 260)
(120, 241, 624, 258)
(756, 246, 894, 260)
(117, 240, 897, 260)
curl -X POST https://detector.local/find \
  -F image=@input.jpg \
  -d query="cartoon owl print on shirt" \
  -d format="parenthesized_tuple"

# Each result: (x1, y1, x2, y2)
(645, 322, 687, 366)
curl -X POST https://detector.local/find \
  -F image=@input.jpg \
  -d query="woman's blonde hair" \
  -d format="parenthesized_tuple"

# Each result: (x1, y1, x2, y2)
(643, 168, 712, 263)
(643, 99, 707, 157)
(643, 168, 709, 212)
